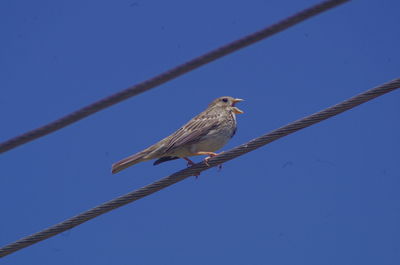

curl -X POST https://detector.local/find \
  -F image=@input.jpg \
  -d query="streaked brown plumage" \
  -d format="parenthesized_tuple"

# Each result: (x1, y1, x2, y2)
(111, 96, 244, 174)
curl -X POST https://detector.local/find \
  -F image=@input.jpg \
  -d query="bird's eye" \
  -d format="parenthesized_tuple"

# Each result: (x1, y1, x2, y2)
(222, 98, 228, 103)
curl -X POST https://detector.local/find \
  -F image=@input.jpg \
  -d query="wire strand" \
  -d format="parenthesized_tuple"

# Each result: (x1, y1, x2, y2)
(1, 77, 398, 258)
(0, 0, 349, 154)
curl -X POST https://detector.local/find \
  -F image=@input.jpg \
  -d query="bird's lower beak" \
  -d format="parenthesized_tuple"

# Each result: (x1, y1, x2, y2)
(232, 98, 244, 114)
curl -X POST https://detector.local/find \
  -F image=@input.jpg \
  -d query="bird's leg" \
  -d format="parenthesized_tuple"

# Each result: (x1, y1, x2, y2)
(198, 152, 223, 170)
(183, 157, 195, 167)
(182, 157, 200, 178)
(192, 151, 218, 167)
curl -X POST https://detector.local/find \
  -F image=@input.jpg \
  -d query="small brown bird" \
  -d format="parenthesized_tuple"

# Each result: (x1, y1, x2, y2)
(111, 96, 244, 174)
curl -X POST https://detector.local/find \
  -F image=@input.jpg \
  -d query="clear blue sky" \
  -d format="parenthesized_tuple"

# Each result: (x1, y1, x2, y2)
(1, 0, 399, 264)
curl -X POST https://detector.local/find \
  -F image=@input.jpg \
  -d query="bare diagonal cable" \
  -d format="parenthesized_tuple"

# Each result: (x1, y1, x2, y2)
(1, 77, 398, 258)
(0, 0, 349, 154)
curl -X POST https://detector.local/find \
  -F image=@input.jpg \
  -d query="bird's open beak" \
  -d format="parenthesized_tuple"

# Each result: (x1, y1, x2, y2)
(232, 98, 244, 114)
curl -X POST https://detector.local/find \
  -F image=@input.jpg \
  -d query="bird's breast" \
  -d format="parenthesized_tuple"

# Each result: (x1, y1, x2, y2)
(189, 116, 237, 154)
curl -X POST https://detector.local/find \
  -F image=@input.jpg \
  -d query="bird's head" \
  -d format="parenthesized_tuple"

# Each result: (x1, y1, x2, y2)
(209, 96, 244, 114)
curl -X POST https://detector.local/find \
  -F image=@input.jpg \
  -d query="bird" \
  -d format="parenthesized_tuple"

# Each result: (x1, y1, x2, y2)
(111, 96, 244, 174)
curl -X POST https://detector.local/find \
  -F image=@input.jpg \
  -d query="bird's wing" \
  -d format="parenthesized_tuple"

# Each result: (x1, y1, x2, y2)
(163, 114, 221, 153)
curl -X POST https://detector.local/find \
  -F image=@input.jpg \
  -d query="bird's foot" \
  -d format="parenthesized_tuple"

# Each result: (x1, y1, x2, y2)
(183, 157, 195, 167)
(204, 157, 211, 167)
(190, 152, 218, 167)
(183, 157, 200, 178)
(217, 164, 223, 171)
(187, 161, 195, 167)
(202, 152, 218, 167)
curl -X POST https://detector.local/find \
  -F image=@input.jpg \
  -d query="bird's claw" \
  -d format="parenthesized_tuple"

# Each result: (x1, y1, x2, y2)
(203, 152, 218, 167)
(204, 157, 211, 167)
(183, 157, 195, 168)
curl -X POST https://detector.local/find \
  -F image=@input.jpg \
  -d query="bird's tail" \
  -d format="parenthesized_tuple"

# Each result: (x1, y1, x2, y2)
(111, 151, 149, 174)
(111, 142, 164, 174)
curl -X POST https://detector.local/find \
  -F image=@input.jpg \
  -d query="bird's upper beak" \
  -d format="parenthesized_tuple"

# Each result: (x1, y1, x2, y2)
(232, 98, 244, 114)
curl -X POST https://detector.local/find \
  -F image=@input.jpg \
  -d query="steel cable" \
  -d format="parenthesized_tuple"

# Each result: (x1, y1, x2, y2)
(0, 0, 349, 154)
(1, 77, 398, 258)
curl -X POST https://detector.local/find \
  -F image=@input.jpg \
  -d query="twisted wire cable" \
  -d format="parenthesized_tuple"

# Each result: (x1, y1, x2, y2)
(1, 77, 398, 258)
(0, 0, 349, 154)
